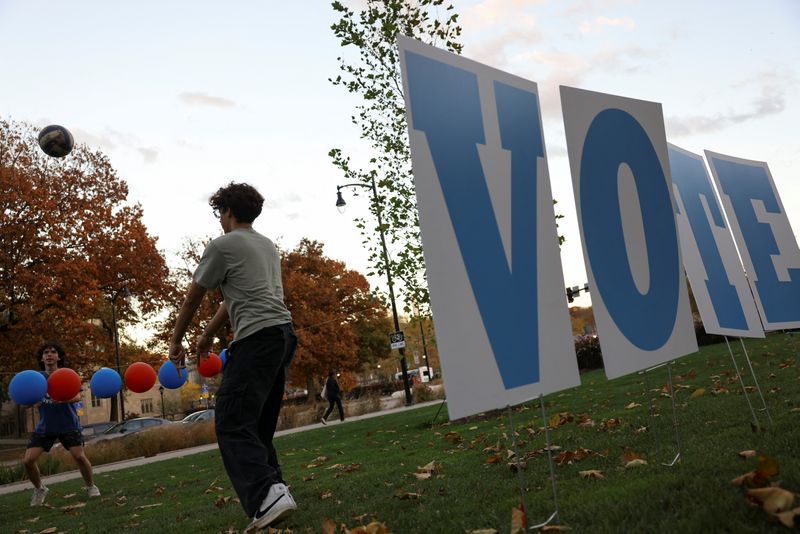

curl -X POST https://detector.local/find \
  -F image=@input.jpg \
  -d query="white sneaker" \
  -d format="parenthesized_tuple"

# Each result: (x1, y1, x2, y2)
(246, 483, 297, 532)
(30, 485, 49, 506)
(320, 418, 327, 425)
(85, 484, 101, 497)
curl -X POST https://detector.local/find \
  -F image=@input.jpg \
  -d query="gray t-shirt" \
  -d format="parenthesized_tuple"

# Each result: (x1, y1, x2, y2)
(193, 228, 292, 341)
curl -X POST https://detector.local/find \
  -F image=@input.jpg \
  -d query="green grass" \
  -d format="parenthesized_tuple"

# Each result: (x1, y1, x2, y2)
(1, 334, 798, 533)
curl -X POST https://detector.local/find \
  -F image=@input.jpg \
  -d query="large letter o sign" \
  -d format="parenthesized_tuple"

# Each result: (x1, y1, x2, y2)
(580, 109, 680, 350)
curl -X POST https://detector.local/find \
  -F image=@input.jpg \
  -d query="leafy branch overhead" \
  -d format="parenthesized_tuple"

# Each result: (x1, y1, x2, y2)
(329, 0, 463, 313)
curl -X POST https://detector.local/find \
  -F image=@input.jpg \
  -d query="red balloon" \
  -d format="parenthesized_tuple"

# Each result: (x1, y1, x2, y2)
(47, 368, 81, 401)
(124, 362, 157, 393)
(198, 353, 222, 378)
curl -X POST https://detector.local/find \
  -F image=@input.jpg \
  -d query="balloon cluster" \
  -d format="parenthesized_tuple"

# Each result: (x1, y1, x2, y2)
(8, 351, 227, 405)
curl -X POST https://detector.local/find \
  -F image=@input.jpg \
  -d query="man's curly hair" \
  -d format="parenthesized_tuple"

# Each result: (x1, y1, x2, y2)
(36, 341, 66, 370)
(209, 182, 265, 224)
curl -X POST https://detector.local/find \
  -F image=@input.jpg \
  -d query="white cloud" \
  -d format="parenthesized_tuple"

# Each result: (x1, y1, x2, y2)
(178, 92, 236, 108)
(137, 147, 158, 163)
(579, 16, 636, 33)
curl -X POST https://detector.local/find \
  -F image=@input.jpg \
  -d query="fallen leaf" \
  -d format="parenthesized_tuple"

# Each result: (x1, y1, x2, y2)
(320, 490, 333, 500)
(625, 459, 648, 468)
(775, 507, 800, 528)
(757, 456, 779, 478)
(624, 402, 642, 409)
(443, 431, 462, 444)
(134, 503, 162, 510)
(486, 454, 503, 464)
(214, 495, 232, 507)
(622, 448, 642, 463)
(60, 502, 87, 512)
(731, 470, 768, 488)
(690, 388, 706, 399)
(746, 487, 796, 514)
(511, 505, 526, 534)
(465, 530, 498, 534)
(394, 489, 420, 500)
(62, 493, 76, 499)
(738, 450, 757, 459)
(579, 470, 604, 479)
(541, 526, 572, 532)
(321, 518, 337, 534)
(35, 529, 57, 534)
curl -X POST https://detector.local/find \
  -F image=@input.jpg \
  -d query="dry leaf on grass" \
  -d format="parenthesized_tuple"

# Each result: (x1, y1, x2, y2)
(746, 487, 796, 515)
(624, 402, 641, 409)
(738, 450, 757, 459)
(541, 526, 572, 532)
(775, 507, 800, 528)
(690, 388, 706, 399)
(26, 516, 40, 523)
(61, 502, 87, 512)
(511, 505, 526, 534)
(35, 528, 58, 534)
(443, 431, 462, 444)
(134, 503, 162, 510)
(346, 521, 390, 534)
(465, 530, 498, 534)
(621, 448, 642, 463)
(320, 490, 333, 500)
(625, 459, 648, 468)
(394, 489, 420, 500)
(321, 518, 337, 534)
(486, 454, 503, 465)
(579, 470, 604, 480)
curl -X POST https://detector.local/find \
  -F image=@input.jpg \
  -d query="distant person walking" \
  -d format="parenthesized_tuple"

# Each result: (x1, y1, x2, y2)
(320, 371, 345, 424)
(23, 341, 100, 506)
(168, 182, 297, 532)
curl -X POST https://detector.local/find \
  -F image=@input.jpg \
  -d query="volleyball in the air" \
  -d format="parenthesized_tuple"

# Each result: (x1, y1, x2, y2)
(37, 125, 74, 158)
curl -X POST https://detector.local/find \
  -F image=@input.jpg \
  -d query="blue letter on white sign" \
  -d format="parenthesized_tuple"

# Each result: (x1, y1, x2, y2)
(405, 51, 542, 389)
(581, 109, 680, 350)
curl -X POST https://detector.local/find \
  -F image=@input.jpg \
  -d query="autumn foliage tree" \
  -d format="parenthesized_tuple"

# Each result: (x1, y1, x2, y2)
(0, 120, 172, 383)
(283, 239, 390, 399)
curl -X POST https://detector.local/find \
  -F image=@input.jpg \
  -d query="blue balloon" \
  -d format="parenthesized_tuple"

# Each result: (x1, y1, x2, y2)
(219, 348, 228, 370)
(89, 367, 122, 398)
(9, 370, 47, 405)
(158, 360, 188, 389)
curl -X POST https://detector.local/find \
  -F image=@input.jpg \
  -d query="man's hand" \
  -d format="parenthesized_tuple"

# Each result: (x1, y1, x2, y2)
(168, 341, 186, 376)
(196, 334, 213, 358)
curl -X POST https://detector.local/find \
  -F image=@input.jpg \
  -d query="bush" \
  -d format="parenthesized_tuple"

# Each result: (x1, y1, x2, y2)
(575, 334, 603, 370)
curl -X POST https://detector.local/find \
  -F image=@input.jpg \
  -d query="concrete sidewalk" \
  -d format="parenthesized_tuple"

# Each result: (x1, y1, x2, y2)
(0, 398, 445, 496)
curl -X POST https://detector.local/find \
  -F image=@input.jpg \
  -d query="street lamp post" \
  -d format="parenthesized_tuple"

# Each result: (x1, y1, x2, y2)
(416, 304, 430, 379)
(336, 177, 414, 405)
(159, 386, 166, 419)
(110, 282, 130, 422)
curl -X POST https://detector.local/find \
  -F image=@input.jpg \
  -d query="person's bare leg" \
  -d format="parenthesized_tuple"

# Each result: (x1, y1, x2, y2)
(68, 446, 94, 486)
(23, 448, 44, 489)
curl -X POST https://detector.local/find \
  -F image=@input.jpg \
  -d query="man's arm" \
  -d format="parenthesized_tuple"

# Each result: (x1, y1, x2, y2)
(168, 281, 208, 367)
(196, 302, 229, 356)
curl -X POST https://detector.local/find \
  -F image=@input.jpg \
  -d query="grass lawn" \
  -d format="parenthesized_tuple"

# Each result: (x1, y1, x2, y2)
(1, 334, 798, 533)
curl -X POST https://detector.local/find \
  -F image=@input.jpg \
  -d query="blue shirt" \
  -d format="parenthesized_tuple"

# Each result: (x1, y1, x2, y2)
(33, 372, 82, 435)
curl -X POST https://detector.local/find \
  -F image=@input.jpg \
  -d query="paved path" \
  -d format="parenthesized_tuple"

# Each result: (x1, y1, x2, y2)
(0, 398, 445, 496)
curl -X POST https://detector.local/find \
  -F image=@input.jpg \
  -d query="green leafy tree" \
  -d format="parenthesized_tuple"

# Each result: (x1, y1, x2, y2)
(329, 0, 463, 314)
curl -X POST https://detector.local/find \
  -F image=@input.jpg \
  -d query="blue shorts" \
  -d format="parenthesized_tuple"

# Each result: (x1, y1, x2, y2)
(27, 431, 83, 452)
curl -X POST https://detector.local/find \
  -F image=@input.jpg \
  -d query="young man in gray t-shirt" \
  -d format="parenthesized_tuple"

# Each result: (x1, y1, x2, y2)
(168, 182, 297, 531)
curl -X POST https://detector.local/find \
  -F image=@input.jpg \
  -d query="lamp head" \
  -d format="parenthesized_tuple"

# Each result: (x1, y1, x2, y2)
(336, 190, 346, 214)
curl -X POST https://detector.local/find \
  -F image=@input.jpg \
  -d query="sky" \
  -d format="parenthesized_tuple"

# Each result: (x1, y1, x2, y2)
(1, 0, 798, 315)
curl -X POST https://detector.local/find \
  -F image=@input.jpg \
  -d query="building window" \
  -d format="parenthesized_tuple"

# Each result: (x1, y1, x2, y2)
(91, 395, 102, 408)
(140, 398, 154, 414)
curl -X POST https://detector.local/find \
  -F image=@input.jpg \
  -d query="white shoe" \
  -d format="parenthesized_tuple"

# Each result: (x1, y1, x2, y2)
(246, 483, 297, 531)
(85, 484, 101, 497)
(30, 485, 49, 506)
(320, 418, 327, 425)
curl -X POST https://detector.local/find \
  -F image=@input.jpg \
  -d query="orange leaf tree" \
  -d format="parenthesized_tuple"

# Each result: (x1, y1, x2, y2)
(0, 119, 172, 384)
(282, 239, 389, 398)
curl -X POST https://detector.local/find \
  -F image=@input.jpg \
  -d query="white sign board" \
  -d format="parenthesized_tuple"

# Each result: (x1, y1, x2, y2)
(560, 86, 697, 379)
(389, 331, 406, 350)
(705, 151, 800, 330)
(668, 144, 764, 338)
(399, 36, 579, 420)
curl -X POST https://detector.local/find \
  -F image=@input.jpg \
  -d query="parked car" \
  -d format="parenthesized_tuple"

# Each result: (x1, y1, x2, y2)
(81, 422, 116, 441)
(92, 417, 172, 442)
(181, 409, 215, 424)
